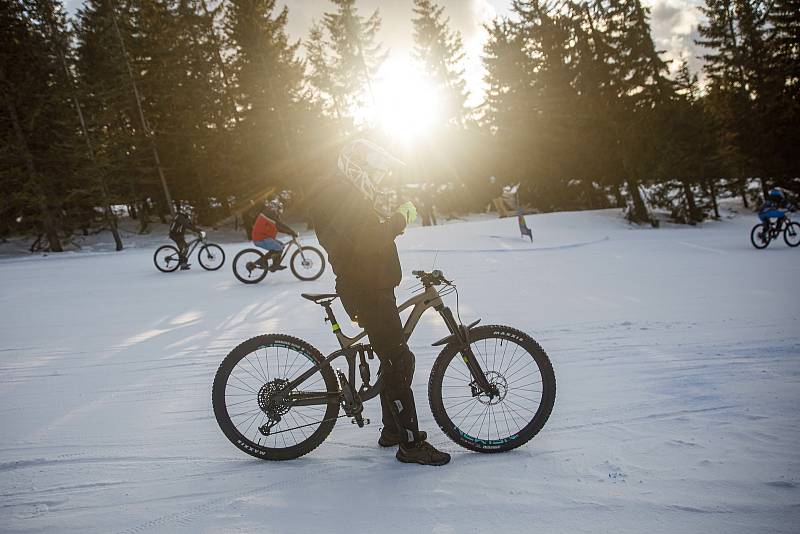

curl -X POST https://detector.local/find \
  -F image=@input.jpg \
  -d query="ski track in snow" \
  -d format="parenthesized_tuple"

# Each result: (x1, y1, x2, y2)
(1, 208, 799, 533)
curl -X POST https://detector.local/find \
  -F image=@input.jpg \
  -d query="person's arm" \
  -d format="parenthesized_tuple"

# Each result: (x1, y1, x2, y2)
(275, 219, 298, 237)
(185, 216, 201, 233)
(313, 193, 405, 253)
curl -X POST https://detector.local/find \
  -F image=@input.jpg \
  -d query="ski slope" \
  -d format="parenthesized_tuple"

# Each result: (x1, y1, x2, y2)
(1, 208, 798, 533)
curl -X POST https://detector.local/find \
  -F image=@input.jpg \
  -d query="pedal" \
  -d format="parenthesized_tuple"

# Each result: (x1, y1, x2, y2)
(351, 417, 370, 426)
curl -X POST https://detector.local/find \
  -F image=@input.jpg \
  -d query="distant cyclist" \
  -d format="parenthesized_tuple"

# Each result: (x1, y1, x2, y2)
(252, 198, 297, 272)
(169, 209, 201, 270)
(759, 188, 795, 233)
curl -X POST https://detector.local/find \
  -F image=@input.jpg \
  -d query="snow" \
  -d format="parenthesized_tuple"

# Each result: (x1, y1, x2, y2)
(1, 207, 799, 533)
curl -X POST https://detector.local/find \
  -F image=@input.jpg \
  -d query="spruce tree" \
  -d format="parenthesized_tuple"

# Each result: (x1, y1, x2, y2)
(305, 0, 387, 129)
(411, 0, 469, 125)
(224, 0, 308, 195)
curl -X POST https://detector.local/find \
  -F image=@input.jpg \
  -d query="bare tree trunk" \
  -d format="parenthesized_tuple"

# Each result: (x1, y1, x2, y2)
(627, 177, 651, 225)
(0, 66, 63, 252)
(681, 179, 701, 223)
(705, 177, 720, 219)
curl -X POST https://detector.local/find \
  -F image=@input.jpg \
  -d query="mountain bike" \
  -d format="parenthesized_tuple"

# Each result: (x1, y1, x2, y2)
(153, 232, 225, 272)
(750, 213, 800, 249)
(232, 237, 326, 283)
(212, 269, 556, 460)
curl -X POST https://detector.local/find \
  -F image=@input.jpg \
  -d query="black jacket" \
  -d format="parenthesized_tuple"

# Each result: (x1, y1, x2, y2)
(169, 213, 199, 237)
(309, 177, 406, 291)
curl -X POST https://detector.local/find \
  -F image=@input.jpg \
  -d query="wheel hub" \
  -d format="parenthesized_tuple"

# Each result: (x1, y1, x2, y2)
(258, 378, 291, 416)
(477, 371, 508, 405)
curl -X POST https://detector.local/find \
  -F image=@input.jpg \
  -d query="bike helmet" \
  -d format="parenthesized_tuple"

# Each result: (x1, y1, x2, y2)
(768, 188, 784, 200)
(265, 198, 284, 215)
(337, 139, 405, 201)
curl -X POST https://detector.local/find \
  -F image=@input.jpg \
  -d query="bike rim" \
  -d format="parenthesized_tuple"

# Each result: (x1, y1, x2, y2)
(294, 249, 322, 277)
(785, 224, 800, 245)
(201, 246, 223, 268)
(224, 344, 332, 449)
(440, 337, 544, 446)
(236, 251, 267, 281)
(157, 249, 179, 270)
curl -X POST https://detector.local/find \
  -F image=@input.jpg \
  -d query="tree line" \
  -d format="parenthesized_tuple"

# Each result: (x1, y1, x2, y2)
(1, 0, 798, 252)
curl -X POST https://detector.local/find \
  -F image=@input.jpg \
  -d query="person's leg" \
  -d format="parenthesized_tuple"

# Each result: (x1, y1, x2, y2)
(352, 289, 421, 444)
(253, 238, 285, 270)
(172, 234, 189, 267)
(759, 214, 770, 234)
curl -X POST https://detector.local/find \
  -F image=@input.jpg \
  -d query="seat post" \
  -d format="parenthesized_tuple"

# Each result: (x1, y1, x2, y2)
(323, 304, 340, 333)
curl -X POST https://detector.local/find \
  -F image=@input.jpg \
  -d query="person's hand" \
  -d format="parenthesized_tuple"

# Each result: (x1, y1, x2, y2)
(396, 201, 417, 225)
(200, 230, 206, 239)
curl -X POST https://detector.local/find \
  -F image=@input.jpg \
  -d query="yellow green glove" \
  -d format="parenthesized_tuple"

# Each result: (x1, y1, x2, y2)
(396, 201, 417, 225)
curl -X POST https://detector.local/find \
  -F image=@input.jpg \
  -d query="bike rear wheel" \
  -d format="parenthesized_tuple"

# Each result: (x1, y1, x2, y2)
(154, 245, 181, 272)
(198, 243, 225, 270)
(212, 334, 340, 460)
(428, 325, 556, 453)
(783, 222, 800, 247)
(290, 246, 326, 281)
(750, 223, 771, 249)
(233, 248, 269, 284)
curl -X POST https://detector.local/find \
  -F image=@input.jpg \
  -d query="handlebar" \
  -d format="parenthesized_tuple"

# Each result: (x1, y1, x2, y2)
(412, 269, 452, 287)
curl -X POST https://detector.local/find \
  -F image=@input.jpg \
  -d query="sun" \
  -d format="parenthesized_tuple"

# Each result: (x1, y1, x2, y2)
(364, 58, 442, 143)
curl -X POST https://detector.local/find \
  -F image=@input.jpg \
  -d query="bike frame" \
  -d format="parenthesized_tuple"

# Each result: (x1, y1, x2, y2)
(276, 283, 492, 409)
(261, 237, 309, 264)
(181, 236, 205, 258)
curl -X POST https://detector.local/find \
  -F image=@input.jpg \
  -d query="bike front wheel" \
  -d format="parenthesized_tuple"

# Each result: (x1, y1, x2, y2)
(428, 325, 556, 453)
(783, 222, 800, 247)
(212, 334, 340, 460)
(290, 246, 326, 281)
(750, 224, 771, 249)
(233, 248, 268, 284)
(154, 245, 181, 272)
(199, 243, 226, 270)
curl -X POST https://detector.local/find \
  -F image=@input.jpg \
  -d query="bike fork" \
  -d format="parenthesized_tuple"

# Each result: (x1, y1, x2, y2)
(437, 306, 496, 396)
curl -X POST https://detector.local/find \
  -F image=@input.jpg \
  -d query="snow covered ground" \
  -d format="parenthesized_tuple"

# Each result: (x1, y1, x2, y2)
(1, 207, 798, 533)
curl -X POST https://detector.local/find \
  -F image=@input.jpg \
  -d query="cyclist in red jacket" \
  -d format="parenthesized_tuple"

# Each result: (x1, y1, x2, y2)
(252, 199, 297, 271)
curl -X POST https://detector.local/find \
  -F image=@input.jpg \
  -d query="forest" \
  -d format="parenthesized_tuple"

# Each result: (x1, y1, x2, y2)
(1, 0, 798, 251)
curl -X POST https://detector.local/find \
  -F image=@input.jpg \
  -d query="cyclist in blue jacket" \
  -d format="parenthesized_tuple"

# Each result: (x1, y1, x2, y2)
(759, 189, 794, 233)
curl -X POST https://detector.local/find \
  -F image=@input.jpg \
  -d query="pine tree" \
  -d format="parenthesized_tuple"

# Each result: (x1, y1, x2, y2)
(34, 0, 125, 249)
(411, 0, 469, 126)
(305, 0, 387, 129)
(0, 0, 79, 250)
(224, 0, 309, 195)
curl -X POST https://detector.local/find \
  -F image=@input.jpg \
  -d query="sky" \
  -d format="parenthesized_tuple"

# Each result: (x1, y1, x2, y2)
(63, 0, 706, 103)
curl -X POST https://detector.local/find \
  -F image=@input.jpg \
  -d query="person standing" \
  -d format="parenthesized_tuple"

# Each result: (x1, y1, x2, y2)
(309, 139, 451, 466)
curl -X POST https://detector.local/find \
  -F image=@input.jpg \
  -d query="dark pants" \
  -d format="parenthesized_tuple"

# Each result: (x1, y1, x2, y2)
(337, 285, 420, 443)
(170, 233, 188, 264)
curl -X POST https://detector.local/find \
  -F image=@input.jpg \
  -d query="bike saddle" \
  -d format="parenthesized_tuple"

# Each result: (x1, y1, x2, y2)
(301, 293, 338, 305)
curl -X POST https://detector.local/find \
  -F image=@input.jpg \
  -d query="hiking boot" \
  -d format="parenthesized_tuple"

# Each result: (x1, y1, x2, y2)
(378, 429, 426, 448)
(269, 264, 287, 272)
(396, 440, 451, 466)
(180, 263, 191, 270)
